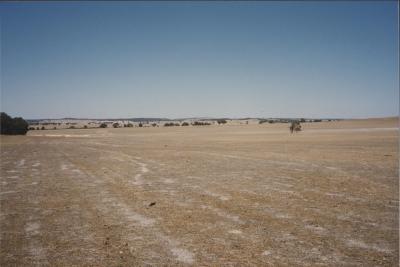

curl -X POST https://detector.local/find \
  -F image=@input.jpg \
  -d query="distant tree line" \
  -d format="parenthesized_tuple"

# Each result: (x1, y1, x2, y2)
(164, 122, 180, 127)
(259, 118, 324, 124)
(162, 121, 212, 127)
(192, 121, 211, 126)
(0, 112, 29, 135)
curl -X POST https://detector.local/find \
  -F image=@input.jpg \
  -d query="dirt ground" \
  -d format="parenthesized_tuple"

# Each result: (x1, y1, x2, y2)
(0, 118, 398, 266)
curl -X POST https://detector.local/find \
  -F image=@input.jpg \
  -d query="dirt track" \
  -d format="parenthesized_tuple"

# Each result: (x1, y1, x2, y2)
(0, 119, 398, 266)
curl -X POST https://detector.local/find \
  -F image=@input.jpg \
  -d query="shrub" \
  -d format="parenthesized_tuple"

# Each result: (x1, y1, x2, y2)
(181, 122, 189, 126)
(217, 119, 227, 124)
(0, 113, 29, 135)
(127, 123, 133, 127)
(69, 126, 75, 129)
(83, 125, 88, 129)
(53, 127, 57, 130)
(138, 123, 143, 127)
(192, 121, 211, 126)
(41, 126, 45, 130)
(164, 122, 180, 127)
(99, 123, 107, 128)
(151, 123, 157, 127)
(36, 127, 40, 130)
(113, 123, 119, 128)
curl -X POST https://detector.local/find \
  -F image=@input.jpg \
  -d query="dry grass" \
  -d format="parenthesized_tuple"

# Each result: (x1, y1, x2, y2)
(0, 118, 398, 266)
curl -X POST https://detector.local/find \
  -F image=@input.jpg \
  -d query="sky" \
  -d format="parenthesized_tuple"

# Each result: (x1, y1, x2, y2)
(0, 1, 398, 119)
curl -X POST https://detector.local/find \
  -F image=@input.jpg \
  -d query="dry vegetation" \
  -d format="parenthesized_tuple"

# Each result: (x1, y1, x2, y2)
(0, 118, 398, 266)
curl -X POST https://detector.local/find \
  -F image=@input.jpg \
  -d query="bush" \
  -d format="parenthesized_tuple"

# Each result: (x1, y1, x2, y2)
(138, 123, 143, 127)
(53, 127, 57, 130)
(28, 127, 35, 130)
(99, 123, 107, 128)
(181, 122, 189, 126)
(113, 123, 120, 128)
(151, 123, 157, 127)
(192, 121, 211, 126)
(69, 126, 75, 129)
(41, 126, 45, 130)
(217, 119, 227, 124)
(164, 122, 180, 127)
(83, 125, 88, 129)
(0, 113, 29, 135)
(127, 123, 133, 127)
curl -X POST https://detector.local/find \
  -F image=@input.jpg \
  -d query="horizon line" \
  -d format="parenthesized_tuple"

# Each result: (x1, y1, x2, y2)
(23, 115, 399, 121)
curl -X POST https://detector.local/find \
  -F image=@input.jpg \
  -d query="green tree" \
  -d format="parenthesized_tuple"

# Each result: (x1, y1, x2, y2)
(0, 113, 29, 135)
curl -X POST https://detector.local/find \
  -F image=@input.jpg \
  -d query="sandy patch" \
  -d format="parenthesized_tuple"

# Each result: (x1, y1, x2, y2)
(25, 222, 41, 235)
(345, 239, 392, 253)
(170, 248, 195, 264)
(228, 229, 242, 234)
(17, 159, 25, 167)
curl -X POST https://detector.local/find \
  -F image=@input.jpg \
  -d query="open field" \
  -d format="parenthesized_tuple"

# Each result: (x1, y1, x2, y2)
(0, 118, 398, 266)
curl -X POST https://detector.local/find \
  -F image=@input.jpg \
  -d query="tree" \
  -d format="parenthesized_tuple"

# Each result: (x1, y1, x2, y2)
(290, 121, 302, 134)
(138, 123, 143, 127)
(192, 121, 211, 126)
(0, 112, 29, 135)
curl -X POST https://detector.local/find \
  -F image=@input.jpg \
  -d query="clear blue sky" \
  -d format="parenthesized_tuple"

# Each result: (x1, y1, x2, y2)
(0, 2, 398, 119)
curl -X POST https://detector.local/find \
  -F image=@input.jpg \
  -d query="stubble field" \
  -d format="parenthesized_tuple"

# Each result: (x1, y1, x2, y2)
(0, 118, 398, 266)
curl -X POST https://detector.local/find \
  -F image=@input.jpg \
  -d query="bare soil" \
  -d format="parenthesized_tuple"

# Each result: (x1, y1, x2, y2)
(1, 118, 398, 266)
